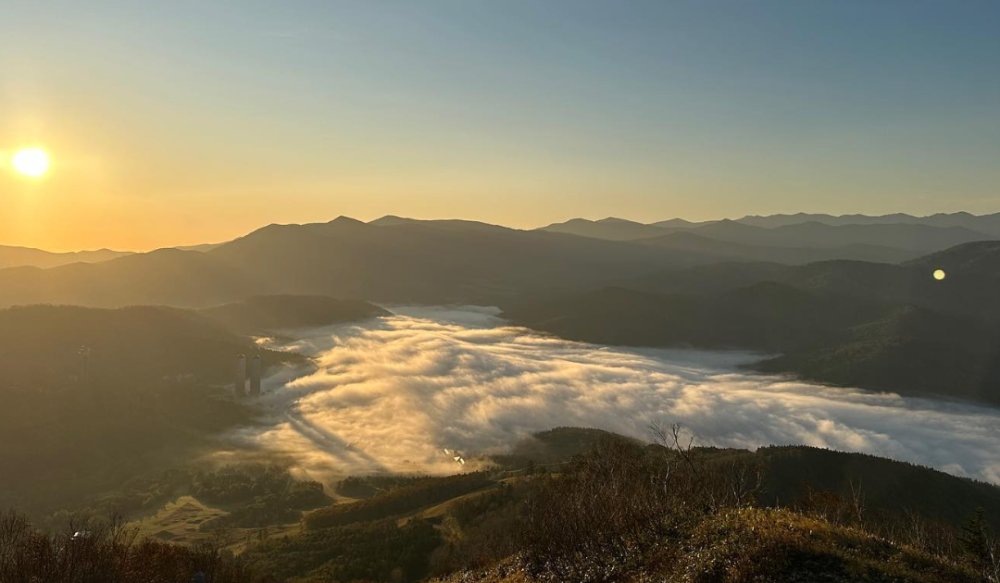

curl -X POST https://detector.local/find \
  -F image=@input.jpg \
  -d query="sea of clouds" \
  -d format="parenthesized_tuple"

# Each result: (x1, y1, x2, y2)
(226, 306, 1000, 485)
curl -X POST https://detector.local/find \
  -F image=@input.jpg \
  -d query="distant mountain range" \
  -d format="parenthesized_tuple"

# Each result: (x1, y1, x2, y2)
(0, 213, 998, 310)
(538, 212, 1000, 264)
(540, 217, 671, 241)
(0, 242, 230, 270)
(538, 214, 999, 263)
(4, 212, 998, 271)
(540, 211, 1000, 239)
(737, 211, 1000, 232)
(0, 217, 695, 307)
(0, 245, 131, 270)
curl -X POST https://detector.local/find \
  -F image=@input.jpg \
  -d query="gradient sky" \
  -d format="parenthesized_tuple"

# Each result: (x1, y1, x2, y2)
(2, 1, 999, 251)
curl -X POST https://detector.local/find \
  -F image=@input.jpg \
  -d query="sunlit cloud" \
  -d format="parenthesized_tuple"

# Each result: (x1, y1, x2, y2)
(226, 306, 1000, 486)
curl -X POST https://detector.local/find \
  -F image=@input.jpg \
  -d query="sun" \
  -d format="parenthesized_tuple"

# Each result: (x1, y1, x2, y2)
(11, 148, 51, 178)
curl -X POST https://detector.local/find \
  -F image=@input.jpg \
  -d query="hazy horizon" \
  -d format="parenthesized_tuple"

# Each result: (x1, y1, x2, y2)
(5, 208, 1000, 254)
(4, 1, 999, 251)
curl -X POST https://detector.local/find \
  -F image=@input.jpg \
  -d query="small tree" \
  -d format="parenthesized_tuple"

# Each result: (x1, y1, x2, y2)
(960, 508, 999, 582)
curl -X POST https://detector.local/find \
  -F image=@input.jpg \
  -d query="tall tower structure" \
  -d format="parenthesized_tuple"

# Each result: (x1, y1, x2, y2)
(249, 354, 262, 397)
(234, 354, 247, 398)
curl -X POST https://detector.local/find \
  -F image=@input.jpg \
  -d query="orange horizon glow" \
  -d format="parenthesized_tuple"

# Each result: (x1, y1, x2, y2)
(3, 3, 999, 253)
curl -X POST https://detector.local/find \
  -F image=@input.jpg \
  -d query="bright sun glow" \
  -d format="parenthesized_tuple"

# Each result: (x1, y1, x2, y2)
(11, 148, 51, 178)
(933, 269, 947, 281)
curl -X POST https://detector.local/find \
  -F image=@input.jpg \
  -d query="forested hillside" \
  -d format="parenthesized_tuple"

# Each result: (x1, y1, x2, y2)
(505, 243, 1000, 406)
(0, 298, 382, 520)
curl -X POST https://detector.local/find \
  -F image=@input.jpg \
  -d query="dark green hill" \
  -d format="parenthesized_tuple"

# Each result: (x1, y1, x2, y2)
(626, 260, 796, 295)
(0, 304, 265, 387)
(906, 240, 1000, 279)
(757, 305, 1000, 403)
(0, 296, 386, 520)
(503, 284, 1000, 404)
(496, 429, 1000, 532)
(206, 217, 695, 304)
(637, 230, 918, 263)
(502, 283, 884, 352)
(627, 240, 1000, 322)
(0, 304, 296, 518)
(0, 248, 271, 308)
(495, 426, 638, 466)
(199, 294, 388, 334)
(752, 446, 1000, 531)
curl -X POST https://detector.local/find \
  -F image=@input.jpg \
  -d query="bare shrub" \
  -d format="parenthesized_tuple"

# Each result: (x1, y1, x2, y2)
(0, 510, 254, 583)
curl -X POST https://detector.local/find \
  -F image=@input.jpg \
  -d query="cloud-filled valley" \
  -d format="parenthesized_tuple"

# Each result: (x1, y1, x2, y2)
(230, 306, 1000, 486)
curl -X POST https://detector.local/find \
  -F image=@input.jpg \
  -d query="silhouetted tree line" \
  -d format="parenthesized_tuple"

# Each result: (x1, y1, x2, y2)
(0, 511, 255, 583)
(335, 475, 428, 499)
(192, 464, 329, 530)
(304, 472, 494, 530)
(241, 519, 440, 582)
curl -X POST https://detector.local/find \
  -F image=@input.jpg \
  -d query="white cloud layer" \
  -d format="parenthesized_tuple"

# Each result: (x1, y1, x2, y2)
(227, 306, 1000, 485)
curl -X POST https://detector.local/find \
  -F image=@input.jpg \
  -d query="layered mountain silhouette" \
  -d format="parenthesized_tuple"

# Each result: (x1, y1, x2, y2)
(540, 217, 673, 241)
(0, 245, 131, 270)
(0, 213, 997, 310)
(0, 217, 695, 307)
(540, 211, 1000, 239)
(504, 241, 1000, 406)
(737, 211, 1000, 234)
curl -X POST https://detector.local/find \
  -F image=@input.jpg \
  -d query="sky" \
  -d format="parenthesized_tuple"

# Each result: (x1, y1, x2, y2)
(1, 1, 999, 251)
